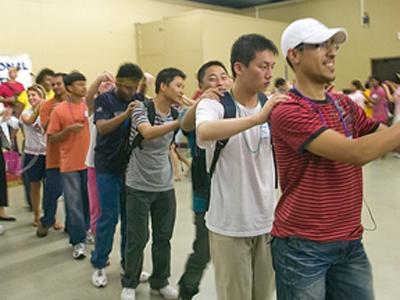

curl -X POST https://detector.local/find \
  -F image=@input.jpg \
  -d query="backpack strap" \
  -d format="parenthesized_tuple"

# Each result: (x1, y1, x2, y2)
(209, 92, 236, 177)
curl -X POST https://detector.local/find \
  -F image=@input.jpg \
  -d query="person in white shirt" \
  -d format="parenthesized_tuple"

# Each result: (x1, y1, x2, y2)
(196, 34, 287, 300)
(20, 84, 47, 226)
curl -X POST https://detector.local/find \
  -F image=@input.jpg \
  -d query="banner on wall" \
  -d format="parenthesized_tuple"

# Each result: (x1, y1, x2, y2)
(0, 54, 32, 88)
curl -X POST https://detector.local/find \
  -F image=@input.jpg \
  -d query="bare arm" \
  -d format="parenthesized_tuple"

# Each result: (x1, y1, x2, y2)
(48, 124, 83, 143)
(181, 88, 223, 132)
(96, 101, 138, 136)
(382, 83, 394, 103)
(137, 120, 179, 140)
(86, 72, 115, 115)
(307, 123, 400, 166)
(21, 108, 40, 125)
(197, 93, 288, 141)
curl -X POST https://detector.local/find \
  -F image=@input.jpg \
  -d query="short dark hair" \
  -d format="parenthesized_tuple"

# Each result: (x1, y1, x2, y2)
(63, 72, 86, 87)
(274, 77, 287, 88)
(155, 68, 186, 94)
(230, 34, 278, 78)
(35, 68, 55, 84)
(351, 80, 364, 91)
(53, 72, 67, 79)
(197, 61, 228, 83)
(116, 63, 143, 81)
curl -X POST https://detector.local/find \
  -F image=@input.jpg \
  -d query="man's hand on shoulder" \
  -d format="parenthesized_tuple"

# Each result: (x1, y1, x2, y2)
(252, 93, 289, 125)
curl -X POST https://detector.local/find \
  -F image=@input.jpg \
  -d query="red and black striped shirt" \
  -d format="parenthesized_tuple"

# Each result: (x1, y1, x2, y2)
(270, 91, 379, 242)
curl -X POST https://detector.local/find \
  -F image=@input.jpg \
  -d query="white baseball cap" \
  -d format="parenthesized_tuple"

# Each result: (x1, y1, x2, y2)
(281, 18, 348, 57)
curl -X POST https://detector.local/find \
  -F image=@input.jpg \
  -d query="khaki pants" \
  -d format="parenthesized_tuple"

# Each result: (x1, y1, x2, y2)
(209, 231, 275, 300)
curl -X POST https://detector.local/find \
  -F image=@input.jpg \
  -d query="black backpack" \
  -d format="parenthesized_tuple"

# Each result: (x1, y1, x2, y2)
(191, 91, 270, 211)
(117, 100, 179, 173)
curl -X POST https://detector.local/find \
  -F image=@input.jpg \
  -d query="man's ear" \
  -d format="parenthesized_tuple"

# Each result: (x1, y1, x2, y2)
(287, 49, 301, 68)
(233, 62, 245, 78)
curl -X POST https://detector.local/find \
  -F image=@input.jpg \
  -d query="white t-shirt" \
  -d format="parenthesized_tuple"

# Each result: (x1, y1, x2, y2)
(196, 98, 276, 237)
(349, 90, 366, 109)
(85, 114, 97, 168)
(20, 107, 46, 155)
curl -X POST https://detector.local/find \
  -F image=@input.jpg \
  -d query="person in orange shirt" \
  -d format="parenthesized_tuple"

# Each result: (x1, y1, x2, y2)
(36, 73, 67, 237)
(47, 72, 90, 260)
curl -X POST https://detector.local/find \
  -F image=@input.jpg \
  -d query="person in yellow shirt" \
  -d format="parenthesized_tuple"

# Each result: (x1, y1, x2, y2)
(17, 68, 55, 115)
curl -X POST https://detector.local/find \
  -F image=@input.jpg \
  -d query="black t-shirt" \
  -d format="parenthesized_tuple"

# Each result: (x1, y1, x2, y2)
(94, 90, 130, 173)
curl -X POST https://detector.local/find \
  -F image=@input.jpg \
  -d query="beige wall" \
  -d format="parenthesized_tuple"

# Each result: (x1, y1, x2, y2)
(0, 0, 234, 82)
(137, 10, 288, 96)
(242, 0, 400, 89)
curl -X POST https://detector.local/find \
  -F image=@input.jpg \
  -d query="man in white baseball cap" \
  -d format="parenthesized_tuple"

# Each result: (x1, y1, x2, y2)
(268, 18, 400, 299)
(280, 18, 347, 58)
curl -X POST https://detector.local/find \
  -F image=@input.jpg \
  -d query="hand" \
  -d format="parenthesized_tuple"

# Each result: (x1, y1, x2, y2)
(124, 100, 141, 118)
(181, 95, 196, 106)
(3, 106, 13, 119)
(67, 123, 84, 133)
(252, 93, 289, 125)
(199, 87, 225, 101)
(97, 71, 115, 84)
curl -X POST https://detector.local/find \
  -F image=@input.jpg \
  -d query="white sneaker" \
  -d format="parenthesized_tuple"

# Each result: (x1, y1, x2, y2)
(92, 268, 107, 288)
(150, 285, 179, 300)
(0, 224, 5, 235)
(121, 288, 136, 300)
(86, 231, 95, 245)
(140, 271, 150, 283)
(72, 243, 86, 259)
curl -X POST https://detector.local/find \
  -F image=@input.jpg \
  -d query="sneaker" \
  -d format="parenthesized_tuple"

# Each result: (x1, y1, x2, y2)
(120, 288, 136, 300)
(91, 268, 107, 288)
(36, 223, 49, 238)
(72, 243, 86, 259)
(140, 271, 150, 283)
(86, 231, 95, 245)
(150, 285, 179, 300)
(0, 224, 5, 235)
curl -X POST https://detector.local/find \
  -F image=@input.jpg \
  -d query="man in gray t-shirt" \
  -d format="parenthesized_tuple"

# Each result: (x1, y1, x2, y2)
(121, 68, 185, 300)
(125, 110, 174, 191)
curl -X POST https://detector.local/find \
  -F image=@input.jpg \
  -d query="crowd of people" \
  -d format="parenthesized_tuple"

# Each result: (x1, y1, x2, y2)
(1, 17, 400, 300)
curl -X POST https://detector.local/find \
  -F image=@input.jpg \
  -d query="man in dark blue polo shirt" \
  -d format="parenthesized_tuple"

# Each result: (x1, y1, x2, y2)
(90, 63, 143, 288)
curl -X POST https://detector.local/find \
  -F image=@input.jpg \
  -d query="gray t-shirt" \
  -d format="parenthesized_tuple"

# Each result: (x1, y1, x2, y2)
(125, 102, 174, 192)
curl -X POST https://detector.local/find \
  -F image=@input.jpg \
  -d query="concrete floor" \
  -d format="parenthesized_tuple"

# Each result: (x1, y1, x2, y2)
(0, 156, 400, 300)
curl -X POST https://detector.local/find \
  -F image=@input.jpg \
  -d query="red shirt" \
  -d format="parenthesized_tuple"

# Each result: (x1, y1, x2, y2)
(270, 91, 379, 242)
(0, 81, 24, 98)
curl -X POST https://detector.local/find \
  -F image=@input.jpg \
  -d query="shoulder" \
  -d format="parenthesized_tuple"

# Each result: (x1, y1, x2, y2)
(197, 98, 223, 110)
(53, 101, 67, 114)
(271, 93, 309, 119)
(330, 93, 356, 111)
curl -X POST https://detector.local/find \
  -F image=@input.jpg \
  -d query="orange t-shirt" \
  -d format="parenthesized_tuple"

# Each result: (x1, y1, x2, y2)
(40, 98, 62, 169)
(47, 100, 90, 173)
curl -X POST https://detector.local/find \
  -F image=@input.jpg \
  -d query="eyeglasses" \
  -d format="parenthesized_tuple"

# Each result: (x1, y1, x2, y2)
(295, 40, 340, 52)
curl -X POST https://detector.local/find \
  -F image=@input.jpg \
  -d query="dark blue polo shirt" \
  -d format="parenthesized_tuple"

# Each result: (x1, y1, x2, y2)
(94, 90, 130, 173)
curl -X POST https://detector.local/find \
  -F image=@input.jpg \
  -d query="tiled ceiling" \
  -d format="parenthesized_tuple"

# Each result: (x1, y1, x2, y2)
(187, 0, 290, 9)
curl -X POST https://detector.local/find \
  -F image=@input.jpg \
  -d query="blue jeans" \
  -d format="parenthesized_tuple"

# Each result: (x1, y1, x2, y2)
(271, 237, 375, 300)
(61, 170, 89, 245)
(91, 172, 126, 269)
(40, 168, 63, 227)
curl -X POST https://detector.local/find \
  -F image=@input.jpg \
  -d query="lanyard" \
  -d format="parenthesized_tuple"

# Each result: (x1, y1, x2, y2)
(292, 88, 352, 138)
(67, 100, 84, 123)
